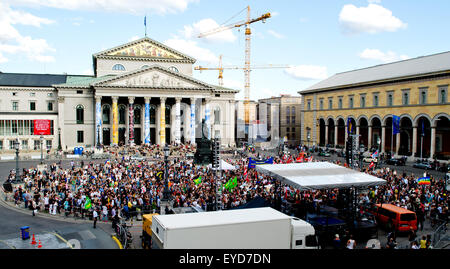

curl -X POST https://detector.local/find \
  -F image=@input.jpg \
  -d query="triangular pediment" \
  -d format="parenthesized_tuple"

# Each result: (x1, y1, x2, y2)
(93, 37, 195, 63)
(93, 65, 212, 89)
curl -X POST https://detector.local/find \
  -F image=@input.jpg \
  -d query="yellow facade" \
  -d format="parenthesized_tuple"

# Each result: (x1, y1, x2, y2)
(300, 75, 450, 160)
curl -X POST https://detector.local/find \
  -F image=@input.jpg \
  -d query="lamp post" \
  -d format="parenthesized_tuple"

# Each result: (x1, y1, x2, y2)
(161, 144, 171, 214)
(96, 124, 100, 149)
(14, 139, 20, 183)
(40, 135, 44, 164)
(57, 127, 62, 151)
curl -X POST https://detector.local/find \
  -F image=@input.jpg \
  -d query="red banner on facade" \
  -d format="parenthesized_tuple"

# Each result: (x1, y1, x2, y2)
(34, 120, 51, 135)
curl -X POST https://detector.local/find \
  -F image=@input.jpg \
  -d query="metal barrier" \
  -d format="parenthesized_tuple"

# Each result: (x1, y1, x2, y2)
(432, 221, 448, 248)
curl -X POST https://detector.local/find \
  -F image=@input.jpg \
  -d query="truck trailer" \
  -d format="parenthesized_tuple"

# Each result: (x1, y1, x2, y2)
(151, 207, 318, 249)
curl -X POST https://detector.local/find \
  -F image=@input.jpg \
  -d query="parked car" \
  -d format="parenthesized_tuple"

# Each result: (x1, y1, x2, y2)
(318, 151, 331, 157)
(385, 158, 406, 166)
(438, 164, 450, 173)
(413, 161, 435, 170)
(363, 157, 378, 163)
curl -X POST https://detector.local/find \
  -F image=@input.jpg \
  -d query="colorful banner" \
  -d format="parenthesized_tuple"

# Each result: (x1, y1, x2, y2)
(248, 157, 274, 169)
(95, 101, 102, 145)
(190, 101, 196, 144)
(160, 102, 166, 144)
(129, 104, 134, 144)
(144, 103, 150, 144)
(33, 120, 51, 135)
(393, 115, 401, 135)
(205, 102, 211, 139)
(175, 100, 181, 144)
(418, 177, 431, 185)
(112, 101, 119, 145)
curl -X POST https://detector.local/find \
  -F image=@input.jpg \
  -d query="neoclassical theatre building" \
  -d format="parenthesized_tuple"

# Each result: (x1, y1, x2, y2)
(299, 51, 450, 161)
(0, 37, 238, 152)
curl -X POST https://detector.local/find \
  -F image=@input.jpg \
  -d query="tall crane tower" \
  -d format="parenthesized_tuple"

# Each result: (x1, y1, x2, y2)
(198, 6, 271, 126)
(194, 55, 289, 86)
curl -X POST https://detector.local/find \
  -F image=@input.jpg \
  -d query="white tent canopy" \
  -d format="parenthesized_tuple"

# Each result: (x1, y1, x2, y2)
(255, 162, 386, 190)
(208, 159, 237, 171)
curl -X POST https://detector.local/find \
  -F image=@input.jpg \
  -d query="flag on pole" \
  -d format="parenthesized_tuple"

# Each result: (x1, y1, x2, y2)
(369, 161, 375, 169)
(144, 16, 146, 27)
(347, 117, 354, 134)
(84, 197, 92, 210)
(225, 177, 238, 191)
(393, 115, 401, 135)
(417, 177, 431, 185)
(194, 176, 202, 185)
(371, 150, 379, 159)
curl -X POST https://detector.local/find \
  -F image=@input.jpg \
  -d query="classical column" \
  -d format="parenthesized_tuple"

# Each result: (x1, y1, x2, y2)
(204, 98, 211, 140)
(112, 96, 119, 146)
(396, 132, 401, 156)
(160, 97, 167, 145)
(144, 97, 151, 145)
(381, 125, 386, 153)
(344, 125, 348, 142)
(368, 125, 372, 150)
(334, 125, 338, 147)
(95, 96, 103, 146)
(412, 126, 417, 157)
(128, 97, 135, 146)
(57, 96, 65, 149)
(430, 126, 436, 159)
(190, 98, 196, 144)
(175, 97, 182, 144)
(325, 124, 329, 146)
(356, 125, 360, 147)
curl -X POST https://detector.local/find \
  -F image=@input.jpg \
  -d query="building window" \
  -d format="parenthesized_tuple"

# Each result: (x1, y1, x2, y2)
(420, 88, 428, 104)
(150, 105, 156, 125)
(112, 64, 126, 71)
(34, 140, 40, 150)
(373, 94, 379, 107)
(134, 106, 142, 124)
(319, 99, 324, 110)
(360, 95, 366, 108)
(48, 93, 54, 97)
(349, 96, 354, 109)
(30, 92, 36, 97)
(214, 107, 221, 124)
(76, 105, 84, 124)
(286, 107, 290, 124)
(76, 90, 83, 94)
(328, 98, 333, 109)
(439, 87, 447, 104)
(46, 140, 52, 150)
(165, 106, 171, 125)
(48, 102, 53, 111)
(12, 101, 19, 111)
(387, 93, 393, 107)
(291, 106, 296, 124)
(338, 97, 343, 109)
(22, 140, 28, 150)
(77, 131, 84, 143)
(12, 92, 17, 96)
(0, 141, 3, 150)
(141, 65, 150, 69)
(169, 66, 179, 73)
(402, 90, 410, 105)
(102, 105, 110, 124)
(307, 100, 311, 111)
(30, 102, 36, 111)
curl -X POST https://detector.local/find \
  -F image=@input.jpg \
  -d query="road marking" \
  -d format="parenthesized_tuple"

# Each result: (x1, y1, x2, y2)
(111, 235, 123, 249)
(43, 231, 74, 249)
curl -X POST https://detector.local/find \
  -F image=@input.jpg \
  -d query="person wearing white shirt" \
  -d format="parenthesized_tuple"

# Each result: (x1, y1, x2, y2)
(93, 208, 98, 228)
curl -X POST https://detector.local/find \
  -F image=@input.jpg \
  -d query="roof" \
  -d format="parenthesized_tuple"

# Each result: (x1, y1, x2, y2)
(300, 51, 450, 93)
(255, 162, 386, 190)
(154, 207, 291, 230)
(55, 75, 116, 88)
(0, 73, 70, 87)
(375, 204, 416, 214)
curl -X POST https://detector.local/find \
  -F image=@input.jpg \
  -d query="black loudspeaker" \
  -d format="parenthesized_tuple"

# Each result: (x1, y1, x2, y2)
(3, 182, 13, 192)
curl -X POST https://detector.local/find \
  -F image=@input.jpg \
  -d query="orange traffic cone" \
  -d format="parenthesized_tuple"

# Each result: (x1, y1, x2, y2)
(31, 234, 36, 245)
(37, 240, 42, 249)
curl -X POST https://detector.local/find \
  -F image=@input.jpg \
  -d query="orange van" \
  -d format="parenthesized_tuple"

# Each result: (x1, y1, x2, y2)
(370, 204, 417, 232)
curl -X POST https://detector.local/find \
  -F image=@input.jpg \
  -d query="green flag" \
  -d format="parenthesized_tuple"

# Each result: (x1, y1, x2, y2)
(194, 176, 202, 185)
(84, 197, 92, 210)
(225, 177, 238, 191)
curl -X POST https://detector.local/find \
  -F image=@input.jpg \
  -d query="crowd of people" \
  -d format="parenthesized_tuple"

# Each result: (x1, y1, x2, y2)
(5, 143, 449, 249)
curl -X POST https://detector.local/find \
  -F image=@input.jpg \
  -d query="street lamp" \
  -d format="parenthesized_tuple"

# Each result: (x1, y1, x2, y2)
(14, 139, 20, 183)
(40, 135, 44, 164)
(57, 127, 62, 151)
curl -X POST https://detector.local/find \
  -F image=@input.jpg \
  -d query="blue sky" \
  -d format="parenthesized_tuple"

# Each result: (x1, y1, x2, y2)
(1, 0, 449, 100)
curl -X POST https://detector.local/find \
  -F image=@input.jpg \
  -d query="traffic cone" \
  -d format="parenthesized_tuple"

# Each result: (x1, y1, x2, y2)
(37, 240, 42, 249)
(31, 234, 36, 245)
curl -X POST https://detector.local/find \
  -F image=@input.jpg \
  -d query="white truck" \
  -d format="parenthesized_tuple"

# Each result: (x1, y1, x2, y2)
(151, 207, 318, 249)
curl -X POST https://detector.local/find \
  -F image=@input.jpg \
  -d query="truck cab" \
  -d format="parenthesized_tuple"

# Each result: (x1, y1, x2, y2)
(290, 218, 319, 249)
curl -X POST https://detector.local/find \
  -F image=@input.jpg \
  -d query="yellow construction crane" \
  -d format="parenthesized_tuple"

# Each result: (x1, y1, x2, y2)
(198, 6, 271, 125)
(194, 55, 289, 87)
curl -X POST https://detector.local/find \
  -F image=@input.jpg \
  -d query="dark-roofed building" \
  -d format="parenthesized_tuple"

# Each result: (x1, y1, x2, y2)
(0, 37, 238, 154)
(298, 51, 450, 163)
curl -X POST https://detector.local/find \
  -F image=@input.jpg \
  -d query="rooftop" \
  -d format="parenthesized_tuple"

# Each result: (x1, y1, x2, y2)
(300, 51, 450, 93)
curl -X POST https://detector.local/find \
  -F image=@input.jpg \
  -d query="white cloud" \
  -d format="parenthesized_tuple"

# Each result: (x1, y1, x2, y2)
(129, 36, 140, 42)
(368, 0, 381, 3)
(6, 0, 199, 15)
(164, 38, 219, 64)
(267, 30, 284, 39)
(284, 65, 328, 81)
(183, 18, 237, 43)
(339, 3, 407, 34)
(0, 53, 8, 63)
(359, 48, 410, 63)
(0, 3, 55, 63)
